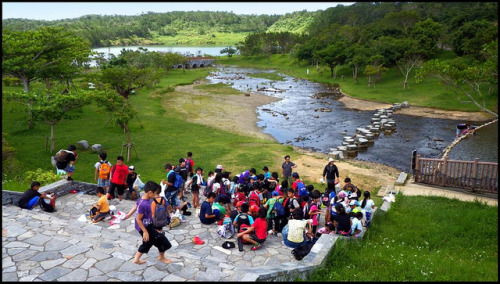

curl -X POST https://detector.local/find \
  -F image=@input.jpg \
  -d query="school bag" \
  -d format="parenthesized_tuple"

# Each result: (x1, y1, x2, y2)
(236, 212, 251, 230)
(272, 199, 285, 217)
(238, 170, 250, 184)
(99, 161, 111, 180)
(302, 201, 311, 220)
(168, 171, 184, 189)
(291, 239, 317, 260)
(89, 206, 98, 220)
(169, 216, 181, 228)
(54, 149, 71, 163)
(295, 180, 306, 191)
(216, 182, 227, 196)
(247, 190, 260, 207)
(217, 217, 234, 238)
(185, 158, 192, 173)
(151, 197, 169, 228)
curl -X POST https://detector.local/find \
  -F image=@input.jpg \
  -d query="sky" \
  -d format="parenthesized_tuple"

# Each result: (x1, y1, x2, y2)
(2, 2, 355, 21)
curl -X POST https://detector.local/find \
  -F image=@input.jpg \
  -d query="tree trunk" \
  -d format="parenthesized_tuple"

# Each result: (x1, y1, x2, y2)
(21, 77, 34, 129)
(367, 76, 372, 87)
(330, 66, 334, 78)
(353, 66, 358, 84)
(50, 123, 55, 152)
(45, 78, 51, 90)
(124, 123, 131, 162)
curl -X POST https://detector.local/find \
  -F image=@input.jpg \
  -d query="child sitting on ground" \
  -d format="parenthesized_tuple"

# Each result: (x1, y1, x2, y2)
(315, 222, 335, 237)
(91, 187, 110, 223)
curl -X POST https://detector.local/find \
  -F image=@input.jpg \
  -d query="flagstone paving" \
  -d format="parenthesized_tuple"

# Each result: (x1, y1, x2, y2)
(2, 191, 329, 281)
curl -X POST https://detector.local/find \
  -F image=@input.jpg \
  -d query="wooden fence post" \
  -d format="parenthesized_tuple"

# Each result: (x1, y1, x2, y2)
(441, 156, 448, 187)
(472, 158, 479, 190)
(415, 155, 421, 182)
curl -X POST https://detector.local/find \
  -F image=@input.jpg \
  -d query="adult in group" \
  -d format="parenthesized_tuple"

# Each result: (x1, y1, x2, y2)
(108, 156, 129, 203)
(133, 181, 172, 265)
(56, 144, 77, 181)
(281, 155, 297, 187)
(322, 157, 340, 193)
(18, 181, 56, 212)
(281, 207, 313, 248)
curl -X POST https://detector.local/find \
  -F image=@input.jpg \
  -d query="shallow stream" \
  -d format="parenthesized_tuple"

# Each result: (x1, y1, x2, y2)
(208, 67, 497, 172)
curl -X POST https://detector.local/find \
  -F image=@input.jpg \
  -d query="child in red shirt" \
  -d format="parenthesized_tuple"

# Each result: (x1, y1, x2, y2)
(236, 207, 267, 251)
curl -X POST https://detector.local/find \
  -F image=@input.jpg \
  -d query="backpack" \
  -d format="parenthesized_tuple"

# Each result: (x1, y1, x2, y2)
(185, 158, 192, 173)
(238, 171, 250, 184)
(236, 212, 251, 230)
(322, 191, 334, 207)
(151, 197, 169, 228)
(89, 206, 98, 219)
(295, 180, 306, 191)
(291, 241, 316, 260)
(272, 199, 285, 217)
(168, 171, 184, 189)
(247, 190, 260, 207)
(99, 161, 111, 180)
(169, 216, 181, 228)
(216, 182, 227, 196)
(303, 201, 311, 220)
(217, 220, 235, 239)
(54, 149, 70, 163)
(239, 223, 251, 244)
(204, 178, 215, 197)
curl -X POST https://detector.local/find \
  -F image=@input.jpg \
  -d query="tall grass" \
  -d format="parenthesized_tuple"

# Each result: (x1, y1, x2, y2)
(307, 194, 498, 281)
(217, 53, 498, 113)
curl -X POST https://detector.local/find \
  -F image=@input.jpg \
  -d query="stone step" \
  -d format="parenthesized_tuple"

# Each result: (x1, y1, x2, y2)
(395, 172, 408, 185)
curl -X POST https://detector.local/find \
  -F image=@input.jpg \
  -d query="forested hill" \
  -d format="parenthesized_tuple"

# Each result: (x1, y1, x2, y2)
(1, 10, 317, 47)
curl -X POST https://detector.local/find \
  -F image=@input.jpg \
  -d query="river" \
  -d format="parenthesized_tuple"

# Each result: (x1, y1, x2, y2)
(207, 67, 498, 172)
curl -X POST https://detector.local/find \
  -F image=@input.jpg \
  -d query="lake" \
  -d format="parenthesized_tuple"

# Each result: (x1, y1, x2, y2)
(92, 46, 227, 58)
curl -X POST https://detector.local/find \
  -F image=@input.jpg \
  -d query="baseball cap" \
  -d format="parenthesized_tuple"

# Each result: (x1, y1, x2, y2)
(236, 201, 244, 207)
(250, 205, 259, 212)
(216, 165, 223, 170)
(128, 165, 135, 170)
(272, 191, 280, 197)
(222, 241, 236, 249)
(349, 200, 357, 206)
(352, 208, 361, 213)
(292, 172, 299, 178)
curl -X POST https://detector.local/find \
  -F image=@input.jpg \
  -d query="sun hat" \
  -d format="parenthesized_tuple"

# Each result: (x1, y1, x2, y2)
(128, 165, 135, 170)
(216, 165, 223, 170)
(329, 157, 334, 162)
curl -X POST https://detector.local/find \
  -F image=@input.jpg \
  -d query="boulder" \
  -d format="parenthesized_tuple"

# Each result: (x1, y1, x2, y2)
(401, 101, 410, 108)
(91, 144, 102, 152)
(77, 140, 89, 149)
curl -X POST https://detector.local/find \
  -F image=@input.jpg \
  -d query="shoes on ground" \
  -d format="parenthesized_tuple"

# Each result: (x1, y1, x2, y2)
(251, 243, 262, 251)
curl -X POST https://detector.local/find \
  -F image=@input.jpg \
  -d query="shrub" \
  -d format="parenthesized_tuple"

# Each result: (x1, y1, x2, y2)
(2, 76, 21, 86)
(24, 168, 60, 186)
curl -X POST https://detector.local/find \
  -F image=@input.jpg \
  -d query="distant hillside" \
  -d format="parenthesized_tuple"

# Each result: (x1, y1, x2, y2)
(2, 10, 318, 47)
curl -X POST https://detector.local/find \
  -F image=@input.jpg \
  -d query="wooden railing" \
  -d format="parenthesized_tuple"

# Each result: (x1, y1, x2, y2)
(414, 155, 498, 193)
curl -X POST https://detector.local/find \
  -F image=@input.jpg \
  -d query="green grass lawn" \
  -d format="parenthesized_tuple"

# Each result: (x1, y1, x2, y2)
(217, 53, 498, 113)
(2, 68, 293, 191)
(307, 194, 498, 281)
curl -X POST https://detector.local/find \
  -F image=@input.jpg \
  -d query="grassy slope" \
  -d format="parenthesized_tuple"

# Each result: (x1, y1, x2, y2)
(216, 52, 498, 113)
(1, 68, 293, 191)
(307, 194, 498, 281)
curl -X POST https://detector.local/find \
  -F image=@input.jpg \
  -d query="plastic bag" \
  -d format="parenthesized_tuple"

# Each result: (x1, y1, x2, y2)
(109, 210, 127, 226)
(133, 176, 145, 190)
(160, 181, 166, 198)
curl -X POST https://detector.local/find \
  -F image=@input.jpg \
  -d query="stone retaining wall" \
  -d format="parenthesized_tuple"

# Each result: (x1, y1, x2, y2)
(2, 180, 98, 206)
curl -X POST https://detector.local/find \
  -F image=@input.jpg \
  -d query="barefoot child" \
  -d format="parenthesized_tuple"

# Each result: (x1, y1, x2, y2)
(133, 181, 172, 265)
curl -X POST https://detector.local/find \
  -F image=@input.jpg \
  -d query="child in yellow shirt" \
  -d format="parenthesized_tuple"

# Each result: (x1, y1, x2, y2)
(91, 187, 110, 223)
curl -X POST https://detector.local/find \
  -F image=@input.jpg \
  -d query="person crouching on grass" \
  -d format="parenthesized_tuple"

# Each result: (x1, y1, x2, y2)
(133, 181, 172, 265)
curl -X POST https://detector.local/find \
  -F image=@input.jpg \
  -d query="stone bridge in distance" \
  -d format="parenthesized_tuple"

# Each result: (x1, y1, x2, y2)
(173, 57, 215, 69)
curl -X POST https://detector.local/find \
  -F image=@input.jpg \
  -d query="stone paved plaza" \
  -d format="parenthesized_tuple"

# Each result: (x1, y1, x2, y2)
(2, 190, 331, 281)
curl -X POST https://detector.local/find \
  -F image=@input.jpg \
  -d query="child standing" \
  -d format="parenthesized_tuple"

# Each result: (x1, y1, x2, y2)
(133, 181, 172, 265)
(94, 152, 112, 192)
(108, 156, 129, 203)
(184, 167, 204, 209)
(264, 191, 283, 236)
(308, 190, 321, 234)
(360, 191, 375, 227)
(127, 165, 138, 200)
(91, 187, 110, 223)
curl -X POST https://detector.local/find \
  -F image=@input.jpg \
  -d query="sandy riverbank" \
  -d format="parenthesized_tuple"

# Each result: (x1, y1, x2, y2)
(338, 92, 496, 122)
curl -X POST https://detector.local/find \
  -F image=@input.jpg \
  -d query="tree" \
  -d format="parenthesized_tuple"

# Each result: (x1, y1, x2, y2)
(5, 90, 91, 152)
(220, 46, 237, 57)
(417, 48, 498, 117)
(410, 18, 443, 59)
(451, 19, 498, 58)
(316, 41, 348, 78)
(397, 54, 423, 89)
(91, 91, 139, 162)
(2, 26, 91, 128)
(348, 44, 370, 84)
